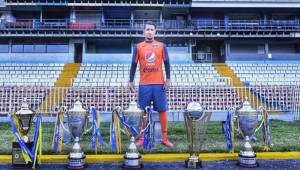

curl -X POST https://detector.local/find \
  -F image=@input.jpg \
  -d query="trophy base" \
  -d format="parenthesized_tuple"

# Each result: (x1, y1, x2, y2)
(237, 153, 259, 168)
(12, 142, 37, 169)
(185, 158, 202, 169)
(67, 155, 87, 170)
(122, 155, 143, 169)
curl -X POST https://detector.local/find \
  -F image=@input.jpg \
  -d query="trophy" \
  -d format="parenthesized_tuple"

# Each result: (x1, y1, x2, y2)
(62, 100, 89, 169)
(237, 100, 262, 168)
(114, 101, 150, 169)
(12, 100, 35, 168)
(183, 102, 211, 169)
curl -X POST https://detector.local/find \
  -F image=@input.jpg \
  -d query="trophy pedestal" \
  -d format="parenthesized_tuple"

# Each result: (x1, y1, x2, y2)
(122, 154, 143, 169)
(185, 156, 202, 169)
(67, 153, 86, 170)
(122, 136, 143, 169)
(237, 138, 258, 168)
(12, 141, 37, 169)
(238, 152, 258, 168)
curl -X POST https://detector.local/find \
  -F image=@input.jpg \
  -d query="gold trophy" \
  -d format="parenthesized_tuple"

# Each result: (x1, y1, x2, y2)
(183, 102, 211, 169)
(12, 100, 35, 168)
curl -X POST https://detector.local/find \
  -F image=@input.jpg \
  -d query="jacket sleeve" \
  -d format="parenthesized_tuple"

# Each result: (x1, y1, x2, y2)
(129, 46, 138, 82)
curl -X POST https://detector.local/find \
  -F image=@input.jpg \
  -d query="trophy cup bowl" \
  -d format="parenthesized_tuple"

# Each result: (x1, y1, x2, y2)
(15, 100, 34, 143)
(68, 113, 87, 142)
(65, 100, 89, 170)
(237, 100, 259, 168)
(12, 99, 35, 168)
(183, 102, 211, 169)
(119, 101, 145, 169)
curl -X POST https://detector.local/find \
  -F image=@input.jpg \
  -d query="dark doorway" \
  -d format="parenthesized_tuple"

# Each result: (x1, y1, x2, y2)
(74, 43, 83, 63)
(192, 40, 224, 63)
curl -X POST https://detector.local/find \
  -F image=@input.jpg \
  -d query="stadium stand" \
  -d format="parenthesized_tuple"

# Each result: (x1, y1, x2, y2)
(0, 63, 64, 114)
(229, 63, 300, 86)
(62, 86, 241, 112)
(228, 63, 300, 111)
(0, 85, 51, 114)
(0, 63, 64, 86)
(73, 63, 230, 87)
(61, 63, 235, 112)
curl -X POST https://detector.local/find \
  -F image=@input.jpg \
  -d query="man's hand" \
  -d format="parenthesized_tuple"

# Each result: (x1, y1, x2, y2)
(164, 79, 170, 91)
(128, 81, 135, 93)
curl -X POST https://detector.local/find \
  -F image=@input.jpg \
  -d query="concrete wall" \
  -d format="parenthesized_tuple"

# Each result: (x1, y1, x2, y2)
(169, 53, 193, 63)
(0, 53, 73, 63)
(83, 53, 132, 63)
(0, 39, 75, 63)
(227, 54, 266, 61)
(83, 53, 193, 64)
(270, 54, 300, 60)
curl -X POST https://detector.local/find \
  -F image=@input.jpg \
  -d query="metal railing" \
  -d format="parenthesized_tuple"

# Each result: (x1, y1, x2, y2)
(0, 78, 56, 86)
(1, 19, 300, 31)
(292, 86, 300, 120)
(5, 0, 190, 5)
(1, 85, 299, 120)
(70, 77, 232, 87)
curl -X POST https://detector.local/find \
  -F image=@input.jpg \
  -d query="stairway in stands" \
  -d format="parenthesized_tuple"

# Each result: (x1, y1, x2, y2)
(40, 63, 81, 113)
(213, 63, 263, 109)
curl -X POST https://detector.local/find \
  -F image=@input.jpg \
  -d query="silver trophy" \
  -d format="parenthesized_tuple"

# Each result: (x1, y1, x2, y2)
(236, 100, 263, 168)
(61, 100, 89, 169)
(12, 100, 35, 168)
(115, 101, 149, 169)
(183, 102, 211, 169)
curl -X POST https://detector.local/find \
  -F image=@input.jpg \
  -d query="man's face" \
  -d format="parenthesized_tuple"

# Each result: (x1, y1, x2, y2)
(144, 24, 156, 40)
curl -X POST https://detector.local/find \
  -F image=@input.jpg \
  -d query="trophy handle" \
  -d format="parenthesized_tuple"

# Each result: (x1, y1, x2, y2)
(83, 107, 99, 134)
(113, 106, 125, 121)
(115, 106, 123, 115)
(139, 106, 152, 135)
(254, 106, 265, 134)
(228, 106, 236, 114)
(228, 107, 240, 133)
(60, 106, 68, 114)
(59, 106, 71, 134)
(31, 111, 38, 121)
(112, 106, 127, 135)
(83, 115, 93, 135)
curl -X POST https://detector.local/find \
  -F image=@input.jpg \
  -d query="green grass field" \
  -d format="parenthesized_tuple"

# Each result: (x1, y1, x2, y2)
(1, 120, 300, 154)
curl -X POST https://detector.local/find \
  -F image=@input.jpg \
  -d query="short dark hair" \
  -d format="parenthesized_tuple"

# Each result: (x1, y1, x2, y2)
(144, 21, 156, 29)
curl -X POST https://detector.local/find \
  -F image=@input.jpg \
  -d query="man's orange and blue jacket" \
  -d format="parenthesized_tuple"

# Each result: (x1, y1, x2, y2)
(129, 39, 170, 85)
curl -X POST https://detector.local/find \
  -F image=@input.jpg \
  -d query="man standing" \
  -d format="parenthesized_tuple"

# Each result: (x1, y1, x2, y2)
(128, 21, 173, 148)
